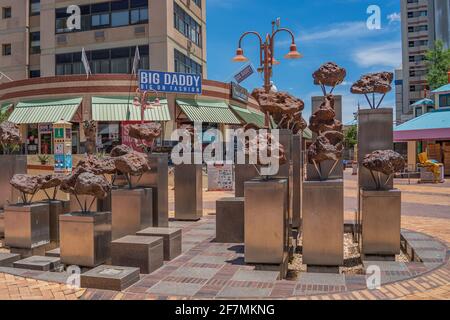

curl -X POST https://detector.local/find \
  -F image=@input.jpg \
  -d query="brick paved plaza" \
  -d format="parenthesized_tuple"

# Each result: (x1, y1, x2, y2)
(0, 169, 449, 300)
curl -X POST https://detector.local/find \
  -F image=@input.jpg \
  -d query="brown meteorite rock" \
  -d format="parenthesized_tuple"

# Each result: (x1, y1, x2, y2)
(59, 166, 91, 194)
(114, 151, 151, 176)
(74, 172, 111, 200)
(128, 123, 162, 143)
(37, 174, 64, 190)
(309, 95, 342, 134)
(351, 72, 394, 95)
(245, 132, 287, 166)
(110, 144, 133, 157)
(313, 62, 347, 87)
(10, 174, 41, 195)
(307, 134, 343, 164)
(0, 121, 21, 145)
(251, 88, 305, 116)
(77, 156, 117, 175)
(83, 121, 97, 155)
(362, 150, 406, 176)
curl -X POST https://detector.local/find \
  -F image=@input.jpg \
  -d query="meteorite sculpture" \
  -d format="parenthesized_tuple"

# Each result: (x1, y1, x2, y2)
(0, 121, 21, 155)
(351, 72, 394, 109)
(37, 174, 64, 201)
(113, 150, 151, 189)
(307, 62, 346, 180)
(60, 168, 112, 213)
(362, 150, 406, 190)
(10, 174, 41, 205)
(83, 120, 97, 155)
(77, 155, 117, 176)
(128, 123, 162, 153)
(251, 89, 307, 134)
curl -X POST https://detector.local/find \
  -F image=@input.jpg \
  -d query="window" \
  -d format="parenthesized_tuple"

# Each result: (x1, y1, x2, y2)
(111, 10, 128, 27)
(192, 0, 202, 8)
(2, 44, 11, 56)
(174, 49, 202, 75)
(30, 32, 40, 54)
(415, 107, 423, 117)
(29, 70, 40, 78)
(2, 7, 11, 19)
(55, 45, 149, 75)
(439, 94, 450, 108)
(410, 85, 416, 92)
(30, 0, 40, 16)
(426, 106, 435, 113)
(56, 1, 148, 34)
(174, 3, 202, 47)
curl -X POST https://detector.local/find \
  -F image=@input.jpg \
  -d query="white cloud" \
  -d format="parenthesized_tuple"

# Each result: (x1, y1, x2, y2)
(352, 41, 402, 69)
(387, 12, 401, 24)
(300, 22, 370, 42)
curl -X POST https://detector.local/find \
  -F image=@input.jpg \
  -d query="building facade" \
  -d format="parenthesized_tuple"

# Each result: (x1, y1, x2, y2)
(397, 0, 450, 124)
(0, 0, 207, 82)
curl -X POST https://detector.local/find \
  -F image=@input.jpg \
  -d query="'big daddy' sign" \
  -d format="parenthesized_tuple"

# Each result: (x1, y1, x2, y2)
(139, 70, 202, 94)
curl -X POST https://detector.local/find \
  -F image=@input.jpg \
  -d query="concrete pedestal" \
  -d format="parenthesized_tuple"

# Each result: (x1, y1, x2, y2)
(292, 135, 303, 228)
(0, 253, 21, 267)
(4, 203, 50, 249)
(13, 256, 61, 271)
(174, 164, 203, 221)
(216, 197, 244, 243)
(81, 265, 140, 291)
(41, 200, 70, 243)
(235, 164, 260, 197)
(111, 188, 153, 240)
(70, 194, 97, 212)
(360, 189, 401, 256)
(145, 154, 169, 227)
(59, 211, 111, 267)
(0, 155, 27, 210)
(244, 178, 289, 265)
(136, 227, 182, 261)
(111, 235, 164, 274)
(302, 180, 344, 267)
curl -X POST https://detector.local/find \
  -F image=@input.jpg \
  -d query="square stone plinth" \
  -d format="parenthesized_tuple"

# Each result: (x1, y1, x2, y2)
(13, 256, 61, 271)
(4, 203, 50, 249)
(81, 265, 140, 291)
(216, 197, 244, 243)
(45, 248, 60, 258)
(111, 235, 164, 274)
(0, 253, 21, 267)
(136, 227, 182, 261)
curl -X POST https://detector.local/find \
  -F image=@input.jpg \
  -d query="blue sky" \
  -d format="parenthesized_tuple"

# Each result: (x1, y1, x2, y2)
(206, 0, 402, 123)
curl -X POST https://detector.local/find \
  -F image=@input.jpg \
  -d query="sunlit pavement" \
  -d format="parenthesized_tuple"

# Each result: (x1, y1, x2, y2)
(0, 169, 449, 300)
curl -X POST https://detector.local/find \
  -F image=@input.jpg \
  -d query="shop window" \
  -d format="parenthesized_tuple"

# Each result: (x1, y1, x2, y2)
(26, 125, 39, 155)
(29, 70, 41, 78)
(415, 107, 423, 117)
(97, 123, 120, 153)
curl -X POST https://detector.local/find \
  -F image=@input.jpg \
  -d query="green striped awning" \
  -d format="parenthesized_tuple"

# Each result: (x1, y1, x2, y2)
(8, 98, 82, 124)
(230, 105, 266, 128)
(92, 96, 171, 122)
(176, 99, 241, 124)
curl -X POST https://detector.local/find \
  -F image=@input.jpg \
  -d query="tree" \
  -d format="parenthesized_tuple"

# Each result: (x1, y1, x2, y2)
(425, 40, 450, 90)
(344, 125, 357, 149)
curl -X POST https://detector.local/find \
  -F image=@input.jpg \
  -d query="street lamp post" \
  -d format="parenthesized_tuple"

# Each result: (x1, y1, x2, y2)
(132, 88, 161, 124)
(232, 20, 303, 127)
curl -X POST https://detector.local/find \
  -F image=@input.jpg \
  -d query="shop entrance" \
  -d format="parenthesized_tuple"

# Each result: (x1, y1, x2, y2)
(40, 132, 53, 154)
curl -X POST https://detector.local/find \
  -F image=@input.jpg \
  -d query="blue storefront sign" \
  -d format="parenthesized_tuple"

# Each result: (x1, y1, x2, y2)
(234, 64, 255, 84)
(139, 70, 202, 94)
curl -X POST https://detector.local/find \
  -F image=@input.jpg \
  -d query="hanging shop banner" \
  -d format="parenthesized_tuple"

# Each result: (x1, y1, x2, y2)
(231, 82, 249, 103)
(207, 162, 234, 191)
(233, 64, 255, 84)
(139, 70, 202, 94)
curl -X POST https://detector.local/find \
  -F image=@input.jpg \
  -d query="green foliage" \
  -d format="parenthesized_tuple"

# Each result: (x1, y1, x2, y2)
(344, 125, 357, 148)
(425, 40, 450, 90)
(38, 154, 50, 164)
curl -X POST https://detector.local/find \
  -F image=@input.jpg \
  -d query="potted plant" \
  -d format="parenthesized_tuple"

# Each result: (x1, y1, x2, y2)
(38, 154, 50, 165)
(59, 170, 112, 267)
